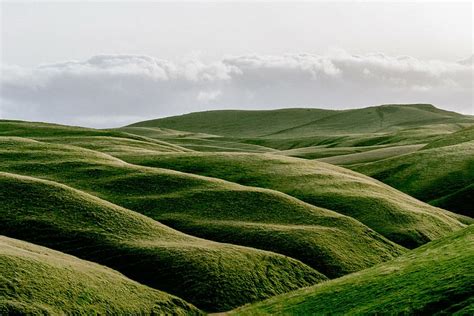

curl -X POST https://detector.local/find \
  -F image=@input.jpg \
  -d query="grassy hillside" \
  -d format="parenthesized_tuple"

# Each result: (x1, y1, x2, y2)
(0, 236, 201, 315)
(0, 137, 404, 279)
(230, 225, 474, 315)
(128, 108, 336, 137)
(353, 141, 474, 217)
(264, 104, 469, 138)
(0, 171, 326, 312)
(423, 125, 474, 149)
(127, 105, 474, 151)
(318, 144, 425, 165)
(119, 152, 465, 248)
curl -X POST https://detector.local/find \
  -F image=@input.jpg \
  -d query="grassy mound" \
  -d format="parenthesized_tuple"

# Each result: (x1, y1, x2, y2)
(263, 104, 469, 138)
(119, 152, 466, 248)
(318, 144, 424, 165)
(0, 137, 404, 278)
(0, 172, 326, 312)
(128, 108, 335, 137)
(353, 141, 474, 217)
(423, 125, 474, 149)
(128, 104, 473, 141)
(0, 120, 189, 152)
(230, 225, 474, 315)
(0, 236, 201, 315)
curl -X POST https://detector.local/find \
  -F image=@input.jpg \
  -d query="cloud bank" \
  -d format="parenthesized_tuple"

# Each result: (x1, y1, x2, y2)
(1, 51, 472, 127)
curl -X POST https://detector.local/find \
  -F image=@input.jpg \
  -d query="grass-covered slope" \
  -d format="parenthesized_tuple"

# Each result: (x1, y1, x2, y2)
(0, 137, 404, 279)
(423, 125, 474, 149)
(128, 108, 336, 137)
(353, 141, 474, 217)
(129, 104, 473, 140)
(230, 225, 474, 315)
(0, 120, 190, 153)
(318, 144, 424, 166)
(264, 104, 470, 138)
(0, 236, 201, 315)
(120, 152, 466, 248)
(0, 172, 325, 312)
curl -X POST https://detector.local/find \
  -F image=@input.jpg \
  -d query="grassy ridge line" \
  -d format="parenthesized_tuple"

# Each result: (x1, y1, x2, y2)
(262, 104, 470, 138)
(119, 127, 279, 153)
(118, 151, 465, 248)
(352, 141, 474, 217)
(228, 225, 474, 315)
(0, 236, 202, 315)
(128, 104, 473, 141)
(0, 171, 325, 312)
(318, 144, 425, 165)
(0, 137, 404, 278)
(39, 135, 192, 156)
(128, 108, 337, 137)
(0, 120, 190, 152)
(423, 125, 474, 149)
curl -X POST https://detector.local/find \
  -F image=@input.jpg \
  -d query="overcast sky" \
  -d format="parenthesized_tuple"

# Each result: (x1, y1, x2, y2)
(1, 1, 473, 127)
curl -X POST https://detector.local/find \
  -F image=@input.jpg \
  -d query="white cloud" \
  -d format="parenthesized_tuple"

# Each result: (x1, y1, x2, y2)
(1, 52, 472, 127)
(197, 90, 222, 103)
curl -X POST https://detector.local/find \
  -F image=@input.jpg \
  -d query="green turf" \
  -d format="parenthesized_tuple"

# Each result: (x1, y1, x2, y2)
(119, 127, 278, 153)
(0, 171, 327, 312)
(229, 224, 474, 315)
(118, 151, 466, 248)
(0, 137, 404, 279)
(0, 236, 201, 315)
(353, 141, 474, 217)
(318, 144, 425, 165)
(423, 125, 474, 149)
(128, 108, 336, 137)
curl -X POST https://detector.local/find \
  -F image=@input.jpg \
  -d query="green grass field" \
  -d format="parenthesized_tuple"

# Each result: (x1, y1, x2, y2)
(0, 138, 404, 279)
(0, 172, 327, 312)
(1, 103, 473, 314)
(229, 224, 474, 315)
(118, 152, 466, 248)
(353, 138, 474, 217)
(0, 236, 202, 315)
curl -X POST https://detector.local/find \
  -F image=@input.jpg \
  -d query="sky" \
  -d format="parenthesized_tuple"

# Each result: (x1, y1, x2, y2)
(1, 1, 473, 127)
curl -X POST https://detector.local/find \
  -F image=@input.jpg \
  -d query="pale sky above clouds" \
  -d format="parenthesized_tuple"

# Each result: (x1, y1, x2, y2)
(1, 1, 473, 127)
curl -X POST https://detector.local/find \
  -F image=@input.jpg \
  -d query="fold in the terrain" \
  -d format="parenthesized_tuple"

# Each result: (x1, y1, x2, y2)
(117, 152, 465, 248)
(127, 105, 474, 150)
(0, 236, 201, 315)
(229, 224, 474, 315)
(0, 120, 190, 152)
(0, 137, 404, 278)
(353, 128, 474, 217)
(0, 171, 325, 312)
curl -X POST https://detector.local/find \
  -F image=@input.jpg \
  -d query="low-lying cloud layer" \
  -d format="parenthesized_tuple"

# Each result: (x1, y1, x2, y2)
(1, 51, 472, 127)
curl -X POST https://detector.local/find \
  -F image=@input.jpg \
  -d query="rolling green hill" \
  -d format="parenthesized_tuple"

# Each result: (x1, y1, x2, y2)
(118, 152, 466, 248)
(128, 108, 336, 138)
(0, 171, 325, 312)
(423, 125, 474, 149)
(318, 144, 425, 166)
(1, 103, 472, 314)
(352, 140, 474, 217)
(124, 104, 474, 159)
(0, 120, 190, 153)
(264, 104, 469, 138)
(0, 137, 404, 279)
(0, 236, 201, 315)
(229, 224, 474, 315)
